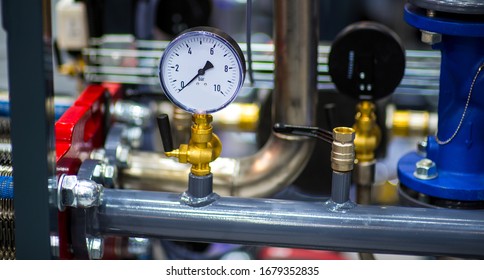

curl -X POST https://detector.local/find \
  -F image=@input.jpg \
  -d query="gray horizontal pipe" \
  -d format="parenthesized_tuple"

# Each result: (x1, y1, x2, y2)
(96, 189, 484, 257)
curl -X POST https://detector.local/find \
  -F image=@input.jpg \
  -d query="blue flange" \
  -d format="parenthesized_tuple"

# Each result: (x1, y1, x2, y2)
(399, 4, 484, 201)
(404, 4, 484, 37)
(398, 152, 484, 201)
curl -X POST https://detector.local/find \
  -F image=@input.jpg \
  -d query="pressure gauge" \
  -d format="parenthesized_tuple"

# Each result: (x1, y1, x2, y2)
(158, 27, 246, 114)
(328, 22, 405, 101)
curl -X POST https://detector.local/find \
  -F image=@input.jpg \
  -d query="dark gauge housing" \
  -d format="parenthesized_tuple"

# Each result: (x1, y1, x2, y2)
(328, 22, 405, 101)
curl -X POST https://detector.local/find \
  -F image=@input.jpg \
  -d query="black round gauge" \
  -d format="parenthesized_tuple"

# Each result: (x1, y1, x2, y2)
(328, 22, 405, 101)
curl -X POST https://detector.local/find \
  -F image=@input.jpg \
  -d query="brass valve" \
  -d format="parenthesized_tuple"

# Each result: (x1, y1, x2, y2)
(353, 101, 381, 163)
(165, 114, 222, 176)
(272, 123, 355, 172)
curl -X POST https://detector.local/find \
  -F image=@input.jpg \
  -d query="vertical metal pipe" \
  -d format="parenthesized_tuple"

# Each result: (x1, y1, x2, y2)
(273, 0, 319, 126)
(187, 173, 213, 198)
(331, 171, 351, 204)
(5, 0, 57, 259)
(355, 161, 376, 204)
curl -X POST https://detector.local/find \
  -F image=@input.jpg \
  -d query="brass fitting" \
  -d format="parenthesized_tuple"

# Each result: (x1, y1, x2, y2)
(59, 58, 85, 77)
(165, 114, 222, 176)
(213, 103, 260, 131)
(353, 101, 381, 162)
(331, 127, 355, 172)
(392, 109, 434, 136)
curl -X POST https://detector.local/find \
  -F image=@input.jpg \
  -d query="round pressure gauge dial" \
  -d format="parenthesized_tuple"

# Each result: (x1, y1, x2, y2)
(158, 27, 246, 114)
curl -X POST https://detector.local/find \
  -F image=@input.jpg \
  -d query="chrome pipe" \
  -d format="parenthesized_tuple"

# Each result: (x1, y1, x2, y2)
(123, 137, 313, 197)
(273, 0, 318, 126)
(97, 189, 484, 257)
(229, 0, 318, 196)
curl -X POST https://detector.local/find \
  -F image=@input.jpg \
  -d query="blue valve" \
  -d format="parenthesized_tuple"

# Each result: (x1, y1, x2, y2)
(398, 4, 484, 201)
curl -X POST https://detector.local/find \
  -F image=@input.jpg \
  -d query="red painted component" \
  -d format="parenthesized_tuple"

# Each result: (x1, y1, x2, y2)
(102, 82, 123, 100)
(55, 84, 107, 162)
(102, 236, 130, 260)
(258, 247, 346, 260)
(55, 83, 121, 259)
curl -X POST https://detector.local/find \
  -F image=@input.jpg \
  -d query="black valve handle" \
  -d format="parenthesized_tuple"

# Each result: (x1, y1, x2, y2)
(273, 123, 333, 144)
(53, 39, 63, 69)
(323, 103, 336, 131)
(157, 114, 174, 152)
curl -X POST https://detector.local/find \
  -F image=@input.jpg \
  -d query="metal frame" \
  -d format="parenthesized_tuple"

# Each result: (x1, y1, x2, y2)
(4, 0, 56, 259)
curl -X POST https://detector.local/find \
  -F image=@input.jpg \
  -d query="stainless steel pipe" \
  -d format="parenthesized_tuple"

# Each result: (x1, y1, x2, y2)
(273, 0, 318, 126)
(97, 189, 484, 257)
(122, 0, 319, 197)
(122, 137, 314, 197)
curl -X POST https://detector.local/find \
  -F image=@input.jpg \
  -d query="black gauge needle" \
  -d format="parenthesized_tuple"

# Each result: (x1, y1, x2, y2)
(179, 61, 214, 92)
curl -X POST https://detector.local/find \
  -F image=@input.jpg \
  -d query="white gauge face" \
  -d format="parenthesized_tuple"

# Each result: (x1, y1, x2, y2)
(159, 28, 246, 114)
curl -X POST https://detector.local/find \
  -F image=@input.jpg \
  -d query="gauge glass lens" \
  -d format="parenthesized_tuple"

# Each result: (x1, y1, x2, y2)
(159, 30, 245, 114)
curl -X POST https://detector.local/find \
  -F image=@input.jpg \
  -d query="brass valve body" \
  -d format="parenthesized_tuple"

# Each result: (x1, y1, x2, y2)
(353, 101, 381, 162)
(165, 114, 222, 176)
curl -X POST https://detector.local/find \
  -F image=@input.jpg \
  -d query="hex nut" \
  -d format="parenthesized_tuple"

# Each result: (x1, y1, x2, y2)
(60, 175, 78, 209)
(417, 139, 428, 156)
(127, 237, 151, 256)
(50, 235, 60, 258)
(116, 144, 130, 168)
(58, 175, 103, 210)
(103, 164, 118, 188)
(91, 164, 103, 182)
(421, 30, 442, 45)
(414, 158, 438, 180)
(76, 180, 103, 207)
(90, 149, 106, 161)
(87, 237, 104, 260)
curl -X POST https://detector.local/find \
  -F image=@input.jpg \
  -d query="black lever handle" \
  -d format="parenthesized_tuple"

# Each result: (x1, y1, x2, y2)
(323, 103, 336, 131)
(53, 39, 63, 69)
(157, 114, 174, 152)
(273, 123, 333, 144)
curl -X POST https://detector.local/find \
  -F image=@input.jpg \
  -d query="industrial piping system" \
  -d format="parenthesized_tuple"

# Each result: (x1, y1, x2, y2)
(5, 0, 484, 259)
(90, 0, 484, 258)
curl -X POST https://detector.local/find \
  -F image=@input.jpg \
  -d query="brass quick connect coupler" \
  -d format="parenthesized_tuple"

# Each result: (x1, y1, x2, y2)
(330, 127, 355, 205)
(331, 127, 356, 172)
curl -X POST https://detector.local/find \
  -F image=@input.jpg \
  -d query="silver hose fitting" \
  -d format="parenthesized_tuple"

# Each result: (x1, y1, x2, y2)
(112, 100, 152, 127)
